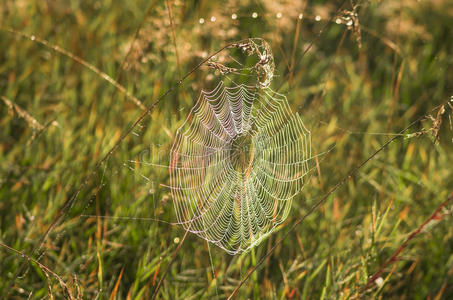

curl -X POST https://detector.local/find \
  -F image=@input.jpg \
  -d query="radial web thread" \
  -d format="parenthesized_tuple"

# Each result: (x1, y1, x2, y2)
(169, 80, 312, 255)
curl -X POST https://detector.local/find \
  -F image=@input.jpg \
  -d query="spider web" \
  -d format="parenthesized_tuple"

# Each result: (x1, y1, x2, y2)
(169, 81, 312, 255)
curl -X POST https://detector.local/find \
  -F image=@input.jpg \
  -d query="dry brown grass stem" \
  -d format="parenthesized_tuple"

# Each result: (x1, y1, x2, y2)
(1, 96, 44, 131)
(1, 26, 147, 111)
(0, 242, 74, 299)
(358, 191, 453, 297)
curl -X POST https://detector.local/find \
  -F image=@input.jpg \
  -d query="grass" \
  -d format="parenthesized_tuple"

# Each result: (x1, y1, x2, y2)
(1, 0, 453, 299)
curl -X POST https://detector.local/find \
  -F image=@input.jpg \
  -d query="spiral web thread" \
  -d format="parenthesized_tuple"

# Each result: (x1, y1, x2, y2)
(169, 80, 312, 255)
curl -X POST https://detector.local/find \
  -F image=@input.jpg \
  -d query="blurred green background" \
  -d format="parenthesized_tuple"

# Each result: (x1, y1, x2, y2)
(1, 0, 452, 299)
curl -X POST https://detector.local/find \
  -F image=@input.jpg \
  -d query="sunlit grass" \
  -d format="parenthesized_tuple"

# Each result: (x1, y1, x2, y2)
(0, 0, 452, 299)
